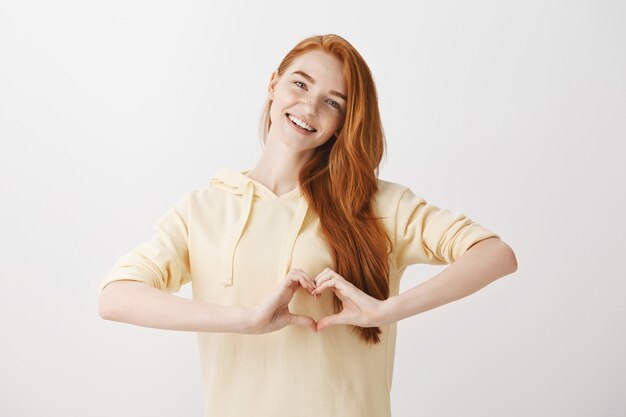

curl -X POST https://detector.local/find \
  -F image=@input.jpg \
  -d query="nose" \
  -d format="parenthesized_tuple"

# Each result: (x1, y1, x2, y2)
(300, 95, 318, 118)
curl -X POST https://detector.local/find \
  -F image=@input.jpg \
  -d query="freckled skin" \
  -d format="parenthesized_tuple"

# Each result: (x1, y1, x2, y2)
(267, 49, 347, 156)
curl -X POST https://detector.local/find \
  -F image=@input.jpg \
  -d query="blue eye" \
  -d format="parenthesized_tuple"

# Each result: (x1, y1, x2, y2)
(294, 80, 342, 111)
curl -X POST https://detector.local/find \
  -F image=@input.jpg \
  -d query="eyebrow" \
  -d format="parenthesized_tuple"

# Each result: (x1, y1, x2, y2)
(291, 70, 347, 102)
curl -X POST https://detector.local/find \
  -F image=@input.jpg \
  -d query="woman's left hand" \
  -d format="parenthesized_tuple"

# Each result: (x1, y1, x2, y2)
(310, 267, 388, 332)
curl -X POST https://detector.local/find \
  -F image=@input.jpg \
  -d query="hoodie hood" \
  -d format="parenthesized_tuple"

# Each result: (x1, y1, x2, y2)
(209, 168, 309, 287)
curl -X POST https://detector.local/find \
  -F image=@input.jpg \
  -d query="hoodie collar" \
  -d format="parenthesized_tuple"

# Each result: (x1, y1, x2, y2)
(209, 168, 303, 201)
(209, 168, 308, 287)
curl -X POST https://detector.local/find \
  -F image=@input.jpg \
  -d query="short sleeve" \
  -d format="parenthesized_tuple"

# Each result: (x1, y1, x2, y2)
(98, 193, 192, 296)
(393, 188, 500, 269)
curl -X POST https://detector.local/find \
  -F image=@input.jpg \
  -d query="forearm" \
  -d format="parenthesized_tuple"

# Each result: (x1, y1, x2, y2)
(381, 238, 517, 324)
(99, 280, 252, 334)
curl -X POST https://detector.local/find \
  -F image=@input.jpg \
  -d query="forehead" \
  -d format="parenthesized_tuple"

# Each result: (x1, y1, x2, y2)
(286, 50, 346, 89)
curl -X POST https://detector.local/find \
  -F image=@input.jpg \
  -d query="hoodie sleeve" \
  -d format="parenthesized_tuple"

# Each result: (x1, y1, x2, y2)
(98, 192, 192, 296)
(393, 187, 500, 269)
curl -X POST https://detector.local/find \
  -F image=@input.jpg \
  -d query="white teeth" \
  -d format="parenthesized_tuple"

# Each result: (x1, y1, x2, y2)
(288, 114, 315, 132)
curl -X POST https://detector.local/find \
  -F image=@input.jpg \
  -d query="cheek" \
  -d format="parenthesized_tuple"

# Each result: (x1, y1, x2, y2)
(269, 98, 286, 120)
(272, 90, 296, 111)
(323, 112, 343, 132)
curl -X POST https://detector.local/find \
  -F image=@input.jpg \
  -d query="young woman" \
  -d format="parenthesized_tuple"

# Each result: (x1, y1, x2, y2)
(98, 33, 517, 417)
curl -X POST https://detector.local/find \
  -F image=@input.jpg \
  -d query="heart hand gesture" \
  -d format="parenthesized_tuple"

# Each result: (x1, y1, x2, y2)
(248, 268, 318, 334)
(310, 267, 387, 332)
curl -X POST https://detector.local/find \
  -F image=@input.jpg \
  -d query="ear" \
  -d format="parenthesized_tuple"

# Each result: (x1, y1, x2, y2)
(268, 71, 279, 100)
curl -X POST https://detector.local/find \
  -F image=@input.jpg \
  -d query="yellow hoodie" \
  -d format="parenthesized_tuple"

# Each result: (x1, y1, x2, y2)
(98, 167, 500, 417)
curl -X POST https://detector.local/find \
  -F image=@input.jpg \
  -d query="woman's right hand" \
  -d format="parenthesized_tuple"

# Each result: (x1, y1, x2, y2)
(247, 268, 318, 334)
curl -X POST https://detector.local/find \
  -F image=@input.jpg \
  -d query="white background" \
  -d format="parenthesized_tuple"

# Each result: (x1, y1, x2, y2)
(1, 1, 624, 416)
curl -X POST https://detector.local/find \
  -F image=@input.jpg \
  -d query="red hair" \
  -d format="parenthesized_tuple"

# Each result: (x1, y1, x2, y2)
(259, 34, 391, 345)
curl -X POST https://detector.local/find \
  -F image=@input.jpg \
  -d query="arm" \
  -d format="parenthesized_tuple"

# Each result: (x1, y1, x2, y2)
(380, 237, 517, 324)
(97, 194, 252, 334)
(99, 280, 253, 334)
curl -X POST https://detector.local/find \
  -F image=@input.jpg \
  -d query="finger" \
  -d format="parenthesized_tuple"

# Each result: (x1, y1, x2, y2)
(297, 270, 317, 291)
(285, 270, 307, 287)
(290, 269, 316, 293)
(280, 274, 304, 298)
(312, 278, 340, 296)
(282, 272, 299, 289)
(314, 269, 333, 287)
(298, 269, 318, 290)
(290, 313, 318, 332)
(294, 268, 313, 281)
(316, 313, 344, 331)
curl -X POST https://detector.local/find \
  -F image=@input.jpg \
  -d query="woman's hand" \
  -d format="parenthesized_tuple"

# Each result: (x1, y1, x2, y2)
(247, 268, 318, 334)
(311, 267, 387, 332)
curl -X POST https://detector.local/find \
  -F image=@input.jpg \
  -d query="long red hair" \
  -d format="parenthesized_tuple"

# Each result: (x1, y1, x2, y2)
(259, 34, 392, 345)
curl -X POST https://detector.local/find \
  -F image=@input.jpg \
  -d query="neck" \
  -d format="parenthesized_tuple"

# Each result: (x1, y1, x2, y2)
(246, 156, 306, 197)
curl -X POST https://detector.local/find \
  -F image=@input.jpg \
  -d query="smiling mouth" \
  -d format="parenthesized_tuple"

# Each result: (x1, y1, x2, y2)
(286, 113, 317, 133)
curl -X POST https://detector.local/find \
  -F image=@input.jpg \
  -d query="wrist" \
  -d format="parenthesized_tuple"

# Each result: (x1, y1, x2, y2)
(378, 296, 399, 326)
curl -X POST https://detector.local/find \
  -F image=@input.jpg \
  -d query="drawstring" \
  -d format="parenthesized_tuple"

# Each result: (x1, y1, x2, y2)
(276, 198, 308, 283)
(220, 180, 254, 286)
(213, 170, 308, 287)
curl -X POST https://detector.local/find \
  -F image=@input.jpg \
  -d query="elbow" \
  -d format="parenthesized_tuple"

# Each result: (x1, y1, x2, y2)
(470, 237, 518, 274)
(482, 238, 518, 275)
(501, 242, 518, 274)
(99, 304, 113, 321)
(98, 284, 118, 320)
(98, 297, 114, 321)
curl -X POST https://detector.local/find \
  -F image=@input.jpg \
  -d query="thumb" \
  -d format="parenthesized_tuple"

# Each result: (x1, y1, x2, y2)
(316, 314, 344, 332)
(290, 314, 318, 333)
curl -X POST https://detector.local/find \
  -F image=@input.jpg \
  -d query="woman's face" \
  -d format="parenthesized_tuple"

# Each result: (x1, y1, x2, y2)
(267, 49, 347, 152)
